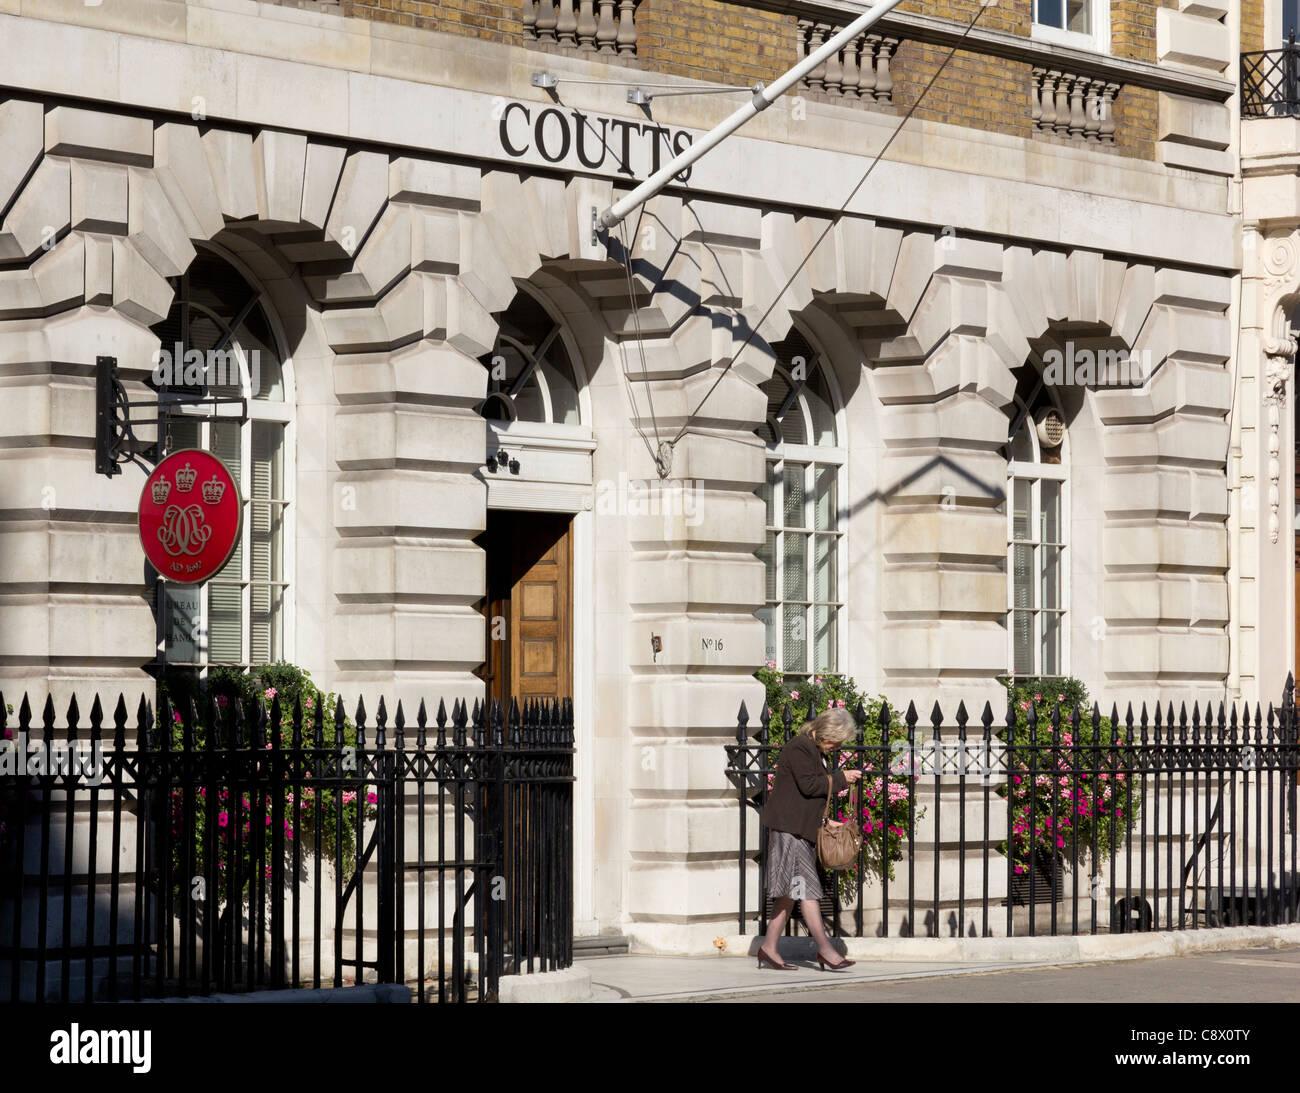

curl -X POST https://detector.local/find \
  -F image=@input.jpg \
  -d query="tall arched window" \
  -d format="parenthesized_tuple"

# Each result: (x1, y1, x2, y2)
(152, 248, 292, 670)
(477, 288, 581, 425)
(1005, 366, 1067, 678)
(757, 326, 845, 677)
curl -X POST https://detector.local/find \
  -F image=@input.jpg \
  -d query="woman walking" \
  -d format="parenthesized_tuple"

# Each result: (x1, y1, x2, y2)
(757, 707, 861, 971)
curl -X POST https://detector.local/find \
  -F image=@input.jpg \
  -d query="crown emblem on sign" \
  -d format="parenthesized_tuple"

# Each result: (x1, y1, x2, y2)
(201, 476, 226, 505)
(151, 477, 172, 505)
(174, 462, 197, 492)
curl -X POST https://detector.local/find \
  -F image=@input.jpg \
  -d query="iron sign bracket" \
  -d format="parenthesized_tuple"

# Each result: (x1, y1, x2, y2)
(95, 355, 247, 478)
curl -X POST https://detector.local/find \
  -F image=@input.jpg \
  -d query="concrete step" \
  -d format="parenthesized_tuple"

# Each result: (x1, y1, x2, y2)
(573, 935, 629, 957)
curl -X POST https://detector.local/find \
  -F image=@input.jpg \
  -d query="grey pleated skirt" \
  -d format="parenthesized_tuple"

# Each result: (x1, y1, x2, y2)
(765, 829, 823, 901)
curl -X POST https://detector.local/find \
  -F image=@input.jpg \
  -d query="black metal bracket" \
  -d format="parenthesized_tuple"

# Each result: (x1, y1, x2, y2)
(95, 356, 156, 477)
(95, 355, 250, 478)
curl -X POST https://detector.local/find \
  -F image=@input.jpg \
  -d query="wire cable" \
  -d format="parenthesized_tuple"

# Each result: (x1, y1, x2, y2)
(660, 0, 1000, 448)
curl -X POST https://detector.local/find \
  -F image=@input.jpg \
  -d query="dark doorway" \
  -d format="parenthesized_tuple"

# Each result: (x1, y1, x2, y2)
(476, 510, 573, 710)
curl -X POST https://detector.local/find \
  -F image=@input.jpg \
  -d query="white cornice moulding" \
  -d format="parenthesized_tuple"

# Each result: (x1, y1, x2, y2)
(0, 12, 1238, 270)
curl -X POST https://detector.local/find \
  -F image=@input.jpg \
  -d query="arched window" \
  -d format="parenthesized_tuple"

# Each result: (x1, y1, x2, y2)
(757, 326, 845, 677)
(1005, 366, 1066, 678)
(151, 248, 292, 670)
(477, 288, 581, 425)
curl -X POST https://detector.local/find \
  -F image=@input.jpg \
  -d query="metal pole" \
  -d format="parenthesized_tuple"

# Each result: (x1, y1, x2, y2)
(597, 0, 908, 229)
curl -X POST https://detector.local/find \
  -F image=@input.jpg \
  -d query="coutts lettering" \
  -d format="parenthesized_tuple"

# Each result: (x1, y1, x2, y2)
(497, 101, 694, 182)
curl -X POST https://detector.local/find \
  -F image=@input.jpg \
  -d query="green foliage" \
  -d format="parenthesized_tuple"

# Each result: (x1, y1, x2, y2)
(160, 663, 373, 901)
(756, 662, 924, 901)
(998, 676, 1143, 878)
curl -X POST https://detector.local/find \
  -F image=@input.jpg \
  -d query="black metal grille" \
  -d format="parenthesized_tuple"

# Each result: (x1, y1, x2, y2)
(726, 677, 1300, 939)
(0, 690, 573, 1003)
(1242, 43, 1300, 118)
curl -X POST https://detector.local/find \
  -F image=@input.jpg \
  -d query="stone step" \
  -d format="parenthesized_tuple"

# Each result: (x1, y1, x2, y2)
(573, 935, 629, 957)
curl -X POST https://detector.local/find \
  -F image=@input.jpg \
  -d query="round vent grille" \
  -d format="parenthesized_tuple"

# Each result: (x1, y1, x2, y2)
(1035, 409, 1065, 449)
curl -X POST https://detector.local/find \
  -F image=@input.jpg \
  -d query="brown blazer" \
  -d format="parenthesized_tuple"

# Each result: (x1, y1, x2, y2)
(760, 732, 848, 844)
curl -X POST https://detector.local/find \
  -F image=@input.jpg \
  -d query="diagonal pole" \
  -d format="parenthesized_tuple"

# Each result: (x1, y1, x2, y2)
(597, 0, 909, 230)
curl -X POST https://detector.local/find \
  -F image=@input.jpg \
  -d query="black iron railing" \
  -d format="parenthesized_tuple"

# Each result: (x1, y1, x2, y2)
(0, 691, 573, 1003)
(1243, 39, 1300, 117)
(726, 678, 1300, 939)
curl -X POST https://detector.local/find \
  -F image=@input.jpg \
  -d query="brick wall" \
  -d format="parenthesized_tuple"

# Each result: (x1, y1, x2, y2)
(337, 0, 1168, 160)
(1242, 0, 1265, 52)
(1107, 0, 1164, 160)
(340, 0, 527, 41)
(637, 0, 794, 84)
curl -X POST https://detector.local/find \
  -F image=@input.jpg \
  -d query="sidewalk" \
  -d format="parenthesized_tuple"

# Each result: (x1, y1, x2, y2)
(574, 925, 1300, 1002)
(579, 952, 1048, 1002)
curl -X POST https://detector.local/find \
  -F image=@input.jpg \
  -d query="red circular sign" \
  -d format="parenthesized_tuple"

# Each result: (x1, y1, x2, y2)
(138, 449, 242, 584)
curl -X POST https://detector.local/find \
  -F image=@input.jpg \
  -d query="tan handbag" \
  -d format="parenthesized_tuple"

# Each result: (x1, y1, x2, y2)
(816, 775, 861, 871)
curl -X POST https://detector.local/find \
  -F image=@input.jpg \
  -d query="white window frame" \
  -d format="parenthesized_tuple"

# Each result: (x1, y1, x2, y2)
(1006, 415, 1069, 680)
(480, 282, 587, 427)
(156, 248, 296, 676)
(759, 335, 848, 679)
(1031, 0, 1110, 54)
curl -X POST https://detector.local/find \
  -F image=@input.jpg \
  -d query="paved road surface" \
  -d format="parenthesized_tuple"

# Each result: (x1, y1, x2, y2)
(705, 945, 1300, 1003)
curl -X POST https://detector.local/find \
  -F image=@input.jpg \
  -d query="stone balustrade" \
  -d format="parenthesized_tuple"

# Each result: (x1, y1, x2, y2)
(1031, 68, 1120, 144)
(798, 19, 900, 104)
(524, 1, 640, 56)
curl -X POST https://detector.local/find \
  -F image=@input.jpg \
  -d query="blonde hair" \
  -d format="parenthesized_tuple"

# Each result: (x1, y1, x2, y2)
(798, 707, 855, 747)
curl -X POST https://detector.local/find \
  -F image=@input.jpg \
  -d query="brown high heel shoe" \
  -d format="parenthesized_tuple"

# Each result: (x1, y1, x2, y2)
(816, 955, 855, 971)
(757, 947, 796, 970)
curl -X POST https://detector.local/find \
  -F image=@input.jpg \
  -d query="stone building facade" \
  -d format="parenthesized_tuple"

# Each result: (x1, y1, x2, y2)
(0, 0, 1290, 950)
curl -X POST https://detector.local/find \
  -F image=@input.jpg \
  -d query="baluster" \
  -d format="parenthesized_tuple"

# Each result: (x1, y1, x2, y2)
(595, 0, 617, 54)
(874, 37, 897, 103)
(805, 21, 827, 92)
(858, 36, 878, 101)
(1083, 78, 1101, 140)
(557, 0, 577, 46)
(616, 0, 636, 57)
(1031, 67, 1045, 130)
(523, 0, 537, 39)
(1039, 70, 1057, 132)
(841, 33, 862, 99)
(576, 0, 597, 49)
(796, 17, 809, 90)
(822, 25, 843, 96)
(1099, 83, 1119, 143)
(536, 0, 557, 41)
(1053, 71, 1071, 135)
(1068, 74, 1086, 139)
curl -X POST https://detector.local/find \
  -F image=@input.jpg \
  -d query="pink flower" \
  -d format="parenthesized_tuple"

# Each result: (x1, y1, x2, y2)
(790, 690, 800, 700)
(265, 687, 277, 699)
(216, 695, 228, 708)
(765, 660, 776, 670)
(173, 710, 182, 724)
(2, 729, 11, 740)
(218, 812, 229, 828)
(366, 791, 378, 804)
(342, 790, 357, 805)
(1057, 694, 1065, 702)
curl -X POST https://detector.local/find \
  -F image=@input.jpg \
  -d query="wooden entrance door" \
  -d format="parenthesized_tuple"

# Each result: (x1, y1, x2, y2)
(477, 511, 573, 709)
